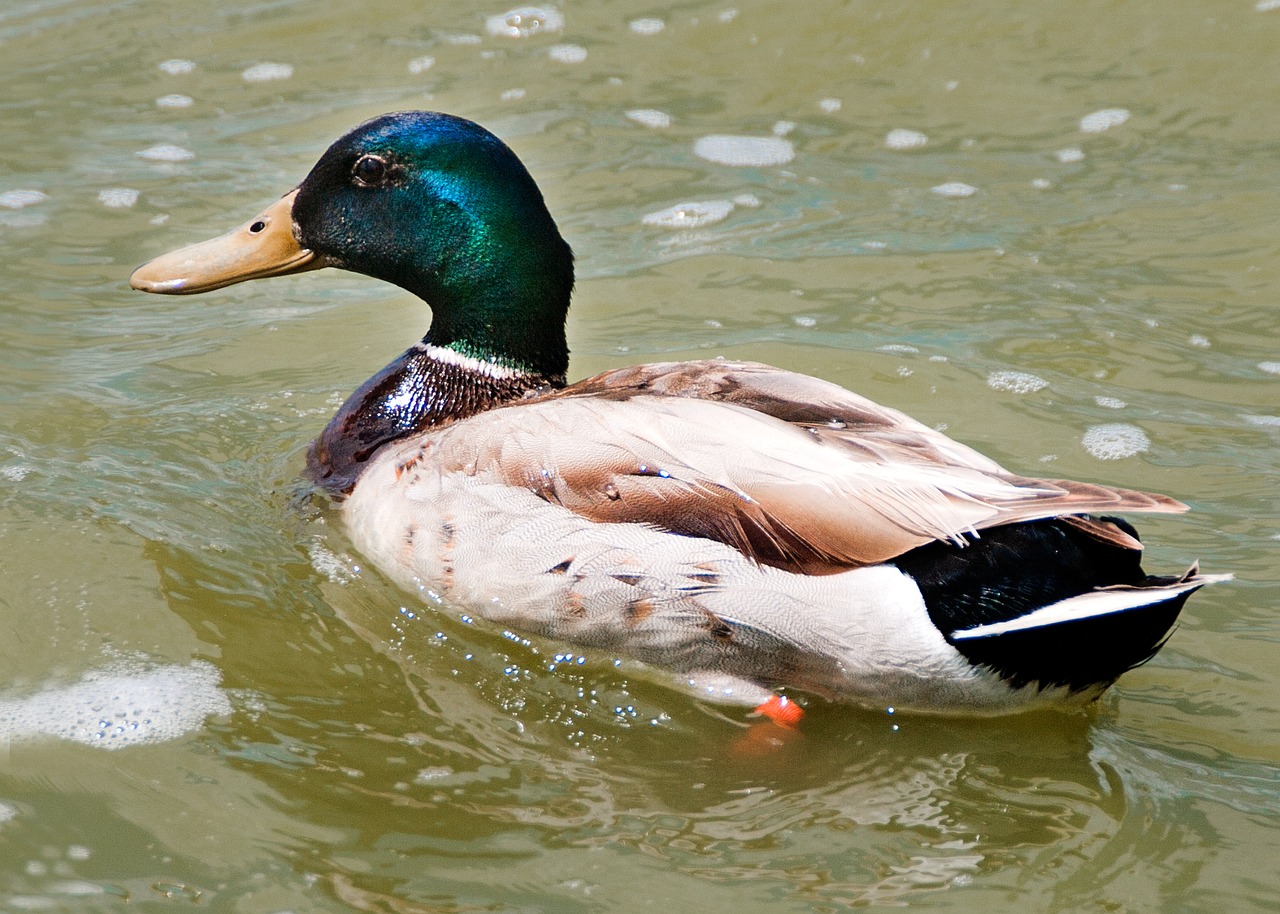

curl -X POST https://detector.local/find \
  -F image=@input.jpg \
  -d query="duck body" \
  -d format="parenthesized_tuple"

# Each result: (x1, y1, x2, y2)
(131, 111, 1224, 716)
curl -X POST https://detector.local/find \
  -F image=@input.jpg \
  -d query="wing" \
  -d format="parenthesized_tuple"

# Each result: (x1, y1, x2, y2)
(401, 360, 1186, 574)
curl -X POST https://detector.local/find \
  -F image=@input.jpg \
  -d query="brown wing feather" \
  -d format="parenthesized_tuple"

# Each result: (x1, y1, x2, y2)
(425, 360, 1186, 574)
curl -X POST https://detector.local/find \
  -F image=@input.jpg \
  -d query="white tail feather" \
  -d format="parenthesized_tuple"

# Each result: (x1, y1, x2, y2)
(951, 573, 1231, 641)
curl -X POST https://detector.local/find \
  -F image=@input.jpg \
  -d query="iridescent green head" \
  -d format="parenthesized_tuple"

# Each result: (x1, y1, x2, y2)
(132, 111, 575, 378)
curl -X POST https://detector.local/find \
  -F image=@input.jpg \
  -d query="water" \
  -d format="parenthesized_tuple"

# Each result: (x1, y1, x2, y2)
(1, 0, 1278, 910)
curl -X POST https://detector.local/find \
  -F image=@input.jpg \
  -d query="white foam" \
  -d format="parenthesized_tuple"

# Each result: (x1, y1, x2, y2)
(1056, 147, 1085, 163)
(1031, 177, 1052, 189)
(694, 134, 794, 166)
(157, 59, 195, 75)
(626, 108, 671, 128)
(156, 93, 193, 108)
(1080, 108, 1131, 133)
(242, 62, 293, 82)
(98, 188, 139, 208)
(548, 43, 586, 63)
(885, 128, 927, 150)
(1243, 415, 1280, 428)
(0, 802, 16, 826)
(932, 182, 977, 198)
(1259, 0, 1280, 10)
(987, 370, 1048, 394)
(407, 55, 435, 74)
(1259, 361, 1280, 375)
(642, 200, 734, 228)
(0, 190, 46, 209)
(0, 661, 231, 751)
(1094, 396, 1126, 409)
(629, 17, 665, 35)
(1082, 423, 1150, 460)
(137, 144, 194, 162)
(819, 97, 842, 113)
(1189, 334, 1210, 348)
(486, 7, 564, 37)
(500, 88, 526, 101)
(732, 193, 760, 207)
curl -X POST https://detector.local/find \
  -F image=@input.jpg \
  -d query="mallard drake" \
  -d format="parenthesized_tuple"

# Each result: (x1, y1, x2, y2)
(131, 111, 1225, 720)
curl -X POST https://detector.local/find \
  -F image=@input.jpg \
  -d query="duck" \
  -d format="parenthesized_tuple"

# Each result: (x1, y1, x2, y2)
(130, 111, 1226, 721)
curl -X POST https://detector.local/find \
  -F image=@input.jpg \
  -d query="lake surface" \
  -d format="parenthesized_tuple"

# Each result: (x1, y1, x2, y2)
(2, 0, 1278, 910)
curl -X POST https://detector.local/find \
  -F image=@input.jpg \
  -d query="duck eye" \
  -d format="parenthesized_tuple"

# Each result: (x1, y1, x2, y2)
(353, 154, 388, 187)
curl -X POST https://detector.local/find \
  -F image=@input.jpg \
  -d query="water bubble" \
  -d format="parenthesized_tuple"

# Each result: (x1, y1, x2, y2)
(1082, 423, 1150, 460)
(1094, 396, 1126, 409)
(242, 62, 293, 82)
(794, 315, 817, 328)
(629, 17, 665, 35)
(719, 8, 739, 22)
(1056, 147, 1085, 163)
(885, 128, 928, 150)
(486, 7, 564, 38)
(407, 55, 435, 74)
(155, 94, 193, 108)
(1189, 334, 1210, 348)
(1258, 362, 1280, 375)
(818, 97, 842, 113)
(1080, 108, 1131, 133)
(694, 134, 794, 166)
(548, 43, 586, 63)
(98, 188, 139, 208)
(157, 59, 195, 75)
(1259, 0, 1280, 10)
(642, 200, 734, 228)
(625, 108, 670, 128)
(987, 370, 1048, 394)
(500, 88, 526, 101)
(1031, 177, 1052, 189)
(932, 182, 977, 198)
(0, 190, 46, 209)
(137, 144, 194, 161)
(1243, 415, 1280, 427)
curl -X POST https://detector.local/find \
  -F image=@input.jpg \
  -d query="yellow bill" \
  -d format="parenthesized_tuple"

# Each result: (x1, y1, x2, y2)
(130, 190, 323, 294)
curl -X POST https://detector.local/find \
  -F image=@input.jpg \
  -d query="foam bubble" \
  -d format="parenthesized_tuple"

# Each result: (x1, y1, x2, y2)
(1031, 177, 1052, 189)
(932, 182, 977, 198)
(407, 55, 435, 74)
(0, 190, 46, 209)
(156, 93, 193, 108)
(1094, 396, 1127, 409)
(0, 661, 231, 751)
(1259, 362, 1280, 375)
(626, 108, 671, 128)
(157, 59, 195, 75)
(719, 8, 739, 22)
(629, 17, 665, 34)
(987, 370, 1048, 394)
(642, 200, 734, 228)
(242, 62, 293, 82)
(771, 120, 795, 136)
(137, 144, 194, 161)
(486, 7, 564, 37)
(1080, 108, 1131, 133)
(794, 315, 817, 328)
(500, 88, 526, 101)
(819, 97, 842, 113)
(98, 188, 139, 208)
(885, 128, 927, 150)
(1056, 147, 1085, 163)
(732, 193, 760, 207)
(548, 43, 586, 63)
(1259, 0, 1280, 10)
(1244, 414, 1280, 427)
(1082, 423, 1150, 460)
(0, 802, 16, 825)
(1189, 334, 1210, 348)
(694, 134, 794, 166)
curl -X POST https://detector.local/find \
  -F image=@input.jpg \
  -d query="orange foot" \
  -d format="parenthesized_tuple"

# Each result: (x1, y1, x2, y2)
(732, 696, 804, 756)
(753, 694, 804, 729)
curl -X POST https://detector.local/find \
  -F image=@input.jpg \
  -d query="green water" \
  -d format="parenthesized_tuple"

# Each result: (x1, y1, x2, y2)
(2, 0, 1278, 910)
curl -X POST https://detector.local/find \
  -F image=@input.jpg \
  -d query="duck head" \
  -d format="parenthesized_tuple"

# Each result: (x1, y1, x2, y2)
(131, 111, 574, 377)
